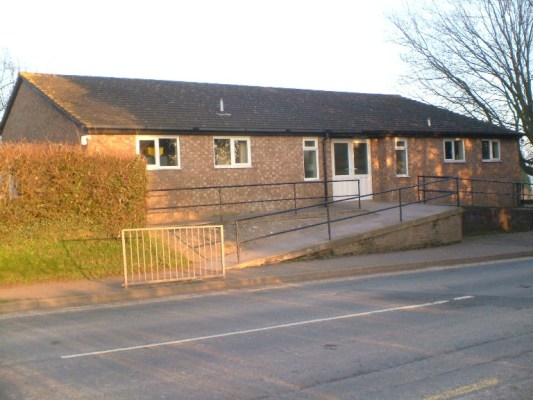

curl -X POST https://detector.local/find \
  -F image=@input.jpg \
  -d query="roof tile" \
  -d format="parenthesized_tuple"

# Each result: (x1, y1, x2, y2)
(20, 72, 513, 135)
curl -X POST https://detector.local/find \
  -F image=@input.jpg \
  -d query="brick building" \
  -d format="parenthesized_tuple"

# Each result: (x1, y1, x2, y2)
(0, 73, 521, 218)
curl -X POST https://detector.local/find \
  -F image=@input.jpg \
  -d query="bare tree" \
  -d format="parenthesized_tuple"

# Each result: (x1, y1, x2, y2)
(0, 49, 18, 119)
(390, 0, 533, 175)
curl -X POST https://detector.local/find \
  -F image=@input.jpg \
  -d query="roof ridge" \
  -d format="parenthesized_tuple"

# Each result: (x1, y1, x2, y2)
(19, 72, 401, 98)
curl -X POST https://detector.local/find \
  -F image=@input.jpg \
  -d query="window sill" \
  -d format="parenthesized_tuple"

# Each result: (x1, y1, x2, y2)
(482, 159, 501, 163)
(443, 160, 466, 163)
(214, 165, 252, 169)
(146, 166, 181, 171)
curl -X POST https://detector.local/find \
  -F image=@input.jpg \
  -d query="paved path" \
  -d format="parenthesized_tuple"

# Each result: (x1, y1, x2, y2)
(228, 202, 457, 266)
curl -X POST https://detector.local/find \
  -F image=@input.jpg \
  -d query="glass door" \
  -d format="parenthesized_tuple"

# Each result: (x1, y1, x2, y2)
(331, 139, 372, 200)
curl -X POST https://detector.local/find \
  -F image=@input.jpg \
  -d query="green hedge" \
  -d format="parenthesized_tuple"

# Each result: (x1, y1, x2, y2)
(0, 142, 147, 237)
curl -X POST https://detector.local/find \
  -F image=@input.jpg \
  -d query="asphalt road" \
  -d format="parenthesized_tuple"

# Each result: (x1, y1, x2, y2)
(1, 258, 532, 400)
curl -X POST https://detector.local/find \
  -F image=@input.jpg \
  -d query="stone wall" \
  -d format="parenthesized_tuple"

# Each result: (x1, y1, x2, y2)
(462, 206, 533, 234)
(320, 209, 463, 258)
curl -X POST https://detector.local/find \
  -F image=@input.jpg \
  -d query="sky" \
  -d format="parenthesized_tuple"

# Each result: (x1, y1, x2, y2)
(0, 0, 407, 95)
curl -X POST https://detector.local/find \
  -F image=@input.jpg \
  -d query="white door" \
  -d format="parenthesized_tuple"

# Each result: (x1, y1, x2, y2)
(332, 139, 372, 200)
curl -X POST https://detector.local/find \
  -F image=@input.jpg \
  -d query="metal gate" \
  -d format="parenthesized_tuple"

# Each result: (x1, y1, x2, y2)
(121, 225, 225, 288)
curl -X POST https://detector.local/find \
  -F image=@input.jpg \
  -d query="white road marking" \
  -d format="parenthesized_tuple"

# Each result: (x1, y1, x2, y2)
(453, 296, 475, 301)
(424, 377, 500, 400)
(61, 296, 473, 359)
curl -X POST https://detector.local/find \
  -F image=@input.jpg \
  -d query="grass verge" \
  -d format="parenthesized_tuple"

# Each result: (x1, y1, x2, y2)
(0, 222, 123, 287)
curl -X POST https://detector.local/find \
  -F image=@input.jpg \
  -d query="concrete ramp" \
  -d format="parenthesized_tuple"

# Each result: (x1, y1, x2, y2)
(227, 204, 462, 269)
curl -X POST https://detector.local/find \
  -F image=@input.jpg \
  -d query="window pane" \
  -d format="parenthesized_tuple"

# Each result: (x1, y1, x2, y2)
(139, 140, 156, 165)
(482, 140, 490, 160)
(334, 143, 349, 175)
(396, 149, 407, 175)
(159, 138, 178, 166)
(304, 149, 318, 179)
(214, 139, 231, 165)
(444, 141, 453, 160)
(492, 141, 500, 159)
(454, 140, 464, 160)
(234, 140, 249, 164)
(353, 142, 368, 174)
(304, 140, 315, 148)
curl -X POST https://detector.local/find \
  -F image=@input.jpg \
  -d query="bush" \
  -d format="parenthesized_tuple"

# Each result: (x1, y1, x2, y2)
(0, 143, 147, 285)
(0, 142, 147, 237)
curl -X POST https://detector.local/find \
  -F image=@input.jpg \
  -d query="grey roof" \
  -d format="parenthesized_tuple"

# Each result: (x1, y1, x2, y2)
(14, 72, 515, 136)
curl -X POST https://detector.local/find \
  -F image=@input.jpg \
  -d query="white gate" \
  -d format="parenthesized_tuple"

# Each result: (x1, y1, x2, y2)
(121, 225, 225, 288)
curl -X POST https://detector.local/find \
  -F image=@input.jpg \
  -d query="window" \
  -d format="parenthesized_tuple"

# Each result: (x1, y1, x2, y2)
(137, 137, 180, 169)
(303, 139, 319, 180)
(395, 139, 408, 176)
(443, 139, 465, 162)
(334, 143, 349, 176)
(482, 139, 500, 161)
(353, 141, 369, 174)
(214, 137, 251, 167)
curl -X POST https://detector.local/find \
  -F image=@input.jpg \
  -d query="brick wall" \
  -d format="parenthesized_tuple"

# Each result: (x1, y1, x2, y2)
(463, 207, 533, 234)
(143, 135, 327, 217)
(86, 134, 136, 157)
(1, 82, 81, 144)
(370, 136, 521, 205)
(91, 132, 521, 216)
(144, 135, 324, 188)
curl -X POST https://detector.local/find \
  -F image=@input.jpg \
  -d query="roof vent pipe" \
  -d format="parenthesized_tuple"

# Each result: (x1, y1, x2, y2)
(217, 98, 231, 116)
(427, 117, 432, 127)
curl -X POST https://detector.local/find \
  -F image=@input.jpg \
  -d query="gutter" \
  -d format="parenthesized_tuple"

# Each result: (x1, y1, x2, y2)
(86, 126, 518, 139)
(87, 126, 365, 137)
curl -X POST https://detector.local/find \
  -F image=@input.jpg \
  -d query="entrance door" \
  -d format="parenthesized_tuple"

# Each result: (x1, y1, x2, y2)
(331, 139, 372, 200)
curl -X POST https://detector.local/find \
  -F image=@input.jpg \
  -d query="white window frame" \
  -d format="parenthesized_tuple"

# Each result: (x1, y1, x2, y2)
(303, 138, 320, 180)
(213, 137, 252, 168)
(443, 139, 465, 163)
(136, 136, 181, 170)
(481, 139, 501, 162)
(395, 138, 409, 177)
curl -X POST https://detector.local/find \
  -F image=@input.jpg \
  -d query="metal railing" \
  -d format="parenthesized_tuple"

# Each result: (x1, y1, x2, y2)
(418, 175, 532, 207)
(147, 179, 359, 220)
(121, 225, 225, 288)
(234, 178, 457, 262)
(523, 183, 533, 205)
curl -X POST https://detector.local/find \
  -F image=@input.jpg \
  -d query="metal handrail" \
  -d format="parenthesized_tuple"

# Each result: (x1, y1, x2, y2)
(418, 175, 532, 207)
(147, 178, 360, 219)
(234, 179, 458, 262)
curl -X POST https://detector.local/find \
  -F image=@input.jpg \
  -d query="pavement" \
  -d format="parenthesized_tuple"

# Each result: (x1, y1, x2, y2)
(1, 229, 532, 315)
